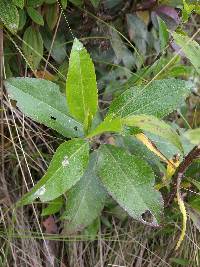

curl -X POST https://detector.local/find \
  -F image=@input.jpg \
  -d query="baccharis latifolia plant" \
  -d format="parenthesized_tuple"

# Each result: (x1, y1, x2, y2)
(4, 34, 200, 246)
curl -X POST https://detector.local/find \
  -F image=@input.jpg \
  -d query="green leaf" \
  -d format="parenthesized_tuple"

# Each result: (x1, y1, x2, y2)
(184, 128, 200, 144)
(18, 139, 89, 204)
(41, 197, 64, 216)
(87, 115, 122, 138)
(27, 7, 44, 26)
(61, 0, 67, 8)
(172, 32, 200, 74)
(123, 115, 183, 152)
(68, 0, 83, 6)
(27, 0, 44, 7)
(13, 0, 24, 8)
(44, 0, 57, 3)
(158, 16, 169, 50)
(108, 78, 192, 119)
(4, 78, 83, 138)
(66, 38, 98, 126)
(97, 145, 163, 226)
(45, 3, 58, 30)
(62, 153, 107, 233)
(0, 0, 19, 33)
(22, 26, 43, 70)
(90, 0, 100, 8)
(18, 9, 27, 31)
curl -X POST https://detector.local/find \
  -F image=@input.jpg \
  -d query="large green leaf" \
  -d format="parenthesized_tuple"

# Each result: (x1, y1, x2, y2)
(108, 79, 192, 119)
(5, 78, 83, 138)
(18, 139, 89, 204)
(123, 115, 183, 152)
(62, 153, 107, 233)
(172, 32, 200, 74)
(97, 145, 163, 226)
(66, 38, 98, 125)
(0, 0, 19, 33)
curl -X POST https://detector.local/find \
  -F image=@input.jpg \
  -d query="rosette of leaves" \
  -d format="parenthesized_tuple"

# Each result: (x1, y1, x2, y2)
(5, 38, 193, 233)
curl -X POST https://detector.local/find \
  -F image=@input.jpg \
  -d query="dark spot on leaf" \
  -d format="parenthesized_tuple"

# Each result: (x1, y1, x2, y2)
(116, 76, 120, 80)
(50, 116, 56, 121)
(141, 210, 154, 224)
(74, 126, 78, 131)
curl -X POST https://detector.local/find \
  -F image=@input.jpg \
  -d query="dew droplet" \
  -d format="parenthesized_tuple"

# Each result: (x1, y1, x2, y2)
(62, 156, 69, 167)
(35, 186, 46, 196)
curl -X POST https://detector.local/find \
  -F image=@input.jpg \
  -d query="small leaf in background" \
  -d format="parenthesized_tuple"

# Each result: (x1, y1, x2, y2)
(62, 153, 107, 234)
(61, 0, 68, 9)
(18, 139, 89, 204)
(126, 14, 148, 55)
(18, 9, 27, 31)
(41, 27, 67, 64)
(97, 145, 163, 226)
(182, 0, 195, 22)
(45, 3, 59, 30)
(108, 78, 192, 119)
(66, 38, 98, 127)
(87, 115, 122, 138)
(45, 0, 57, 3)
(27, 0, 44, 7)
(184, 128, 200, 145)
(41, 197, 64, 216)
(0, 0, 19, 33)
(124, 115, 183, 152)
(110, 27, 137, 69)
(13, 0, 24, 8)
(155, 5, 180, 27)
(172, 32, 200, 74)
(157, 16, 169, 50)
(27, 7, 44, 26)
(68, 0, 83, 6)
(22, 26, 43, 70)
(4, 78, 83, 137)
(90, 0, 100, 8)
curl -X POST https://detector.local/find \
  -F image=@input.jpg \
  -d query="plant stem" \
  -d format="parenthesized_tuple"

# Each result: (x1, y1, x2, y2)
(165, 145, 200, 207)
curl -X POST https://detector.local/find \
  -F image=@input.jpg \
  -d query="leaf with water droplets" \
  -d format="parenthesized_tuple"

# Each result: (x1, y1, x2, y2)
(62, 153, 107, 233)
(123, 114, 183, 152)
(18, 139, 89, 205)
(4, 78, 83, 138)
(97, 145, 163, 226)
(66, 38, 98, 127)
(0, 0, 19, 33)
(108, 78, 192, 119)
(13, 0, 24, 8)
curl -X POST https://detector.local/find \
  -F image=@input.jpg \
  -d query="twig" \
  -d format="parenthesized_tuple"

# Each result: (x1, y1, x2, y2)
(165, 145, 200, 207)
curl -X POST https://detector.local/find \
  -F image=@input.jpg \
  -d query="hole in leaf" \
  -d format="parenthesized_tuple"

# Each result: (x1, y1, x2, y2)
(50, 116, 56, 121)
(141, 210, 158, 227)
(74, 126, 78, 131)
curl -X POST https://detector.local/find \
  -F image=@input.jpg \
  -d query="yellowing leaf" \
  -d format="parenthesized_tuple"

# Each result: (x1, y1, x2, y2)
(124, 114, 183, 153)
(176, 186, 187, 250)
